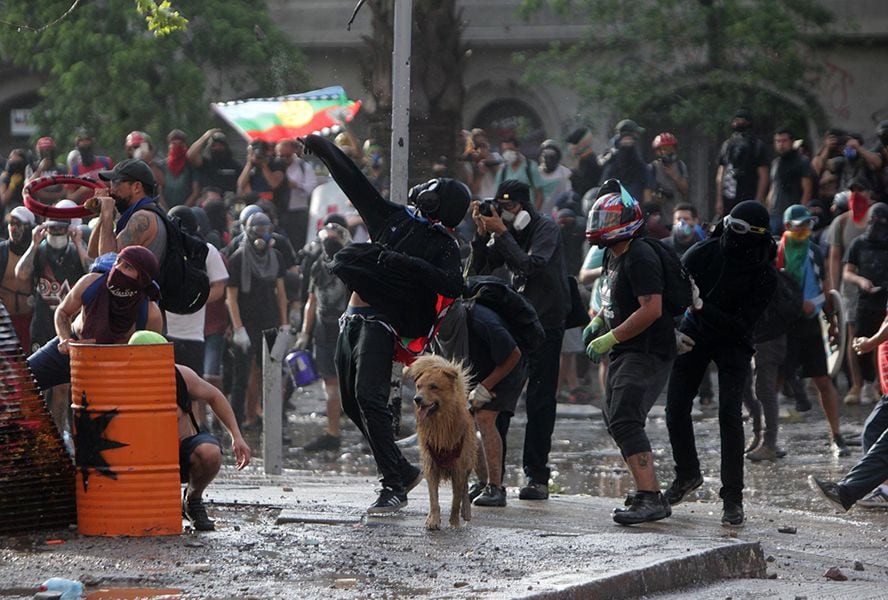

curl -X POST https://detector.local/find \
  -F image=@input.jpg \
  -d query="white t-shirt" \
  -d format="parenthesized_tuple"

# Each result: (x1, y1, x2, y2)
(307, 179, 369, 243)
(165, 243, 228, 341)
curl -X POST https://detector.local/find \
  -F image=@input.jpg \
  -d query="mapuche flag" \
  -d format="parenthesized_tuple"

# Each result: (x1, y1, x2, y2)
(210, 86, 362, 143)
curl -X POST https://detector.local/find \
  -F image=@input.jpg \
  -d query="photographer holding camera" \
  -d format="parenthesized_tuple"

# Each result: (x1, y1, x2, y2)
(237, 140, 285, 202)
(469, 179, 569, 501)
(460, 128, 502, 200)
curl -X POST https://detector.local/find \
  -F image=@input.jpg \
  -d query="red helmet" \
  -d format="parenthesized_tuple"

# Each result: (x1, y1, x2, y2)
(585, 179, 645, 247)
(652, 132, 678, 150)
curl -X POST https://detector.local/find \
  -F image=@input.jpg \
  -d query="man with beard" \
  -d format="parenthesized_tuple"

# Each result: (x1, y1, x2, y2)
(664, 201, 777, 526)
(159, 130, 199, 209)
(89, 159, 166, 261)
(470, 179, 569, 500)
(767, 127, 814, 234)
(302, 134, 469, 513)
(27, 245, 164, 391)
(715, 109, 769, 217)
(187, 129, 243, 195)
(0, 206, 36, 349)
(600, 120, 653, 205)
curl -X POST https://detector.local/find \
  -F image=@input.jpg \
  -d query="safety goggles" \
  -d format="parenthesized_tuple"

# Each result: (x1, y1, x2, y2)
(724, 215, 769, 235)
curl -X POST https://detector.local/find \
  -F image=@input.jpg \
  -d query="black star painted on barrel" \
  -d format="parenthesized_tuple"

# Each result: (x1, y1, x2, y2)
(74, 391, 129, 491)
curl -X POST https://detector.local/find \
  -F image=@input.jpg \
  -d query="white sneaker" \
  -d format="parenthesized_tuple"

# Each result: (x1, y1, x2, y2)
(861, 383, 878, 406)
(857, 489, 888, 509)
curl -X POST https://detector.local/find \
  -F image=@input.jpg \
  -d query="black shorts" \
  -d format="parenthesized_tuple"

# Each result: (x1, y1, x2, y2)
(179, 432, 222, 483)
(313, 319, 340, 379)
(783, 317, 827, 379)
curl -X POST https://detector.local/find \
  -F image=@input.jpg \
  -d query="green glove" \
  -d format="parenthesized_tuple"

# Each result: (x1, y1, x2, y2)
(582, 316, 605, 347)
(589, 330, 619, 355)
(585, 344, 604, 364)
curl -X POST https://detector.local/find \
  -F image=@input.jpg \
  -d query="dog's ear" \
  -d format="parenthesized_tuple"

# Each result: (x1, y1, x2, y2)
(440, 368, 458, 382)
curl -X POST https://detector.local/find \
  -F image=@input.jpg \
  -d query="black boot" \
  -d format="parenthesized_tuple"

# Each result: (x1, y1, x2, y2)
(613, 491, 671, 525)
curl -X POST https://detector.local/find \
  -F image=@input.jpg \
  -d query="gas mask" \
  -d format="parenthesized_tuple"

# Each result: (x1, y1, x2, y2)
(47, 232, 69, 250)
(501, 150, 518, 164)
(251, 232, 272, 252)
(843, 147, 858, 161)
(541, 150, 560, 173)
(501, 207, 531, 231)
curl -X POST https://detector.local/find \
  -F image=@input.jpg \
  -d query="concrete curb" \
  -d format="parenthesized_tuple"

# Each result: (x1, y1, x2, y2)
(526, 541, 765, 599)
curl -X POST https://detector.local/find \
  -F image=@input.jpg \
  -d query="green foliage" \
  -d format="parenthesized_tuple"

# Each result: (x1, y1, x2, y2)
(518, 0, 836, 136)
(0, 0, 308, 150)
(135, 0, 189, 37)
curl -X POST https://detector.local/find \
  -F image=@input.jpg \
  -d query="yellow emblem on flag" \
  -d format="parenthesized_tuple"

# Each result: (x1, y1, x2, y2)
(278, 100, 314, 127)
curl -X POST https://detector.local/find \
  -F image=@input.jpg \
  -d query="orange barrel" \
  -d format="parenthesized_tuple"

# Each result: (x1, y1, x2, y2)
(70, 342, 181, 536)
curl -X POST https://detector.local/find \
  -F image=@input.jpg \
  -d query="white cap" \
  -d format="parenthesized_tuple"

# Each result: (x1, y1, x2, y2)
(46, 199, 81, 228)
(8, 206, 35, 226)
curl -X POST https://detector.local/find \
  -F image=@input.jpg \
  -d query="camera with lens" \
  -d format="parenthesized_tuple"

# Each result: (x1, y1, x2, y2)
(250, 140, 270, 162)
(478, 198, 499, 217)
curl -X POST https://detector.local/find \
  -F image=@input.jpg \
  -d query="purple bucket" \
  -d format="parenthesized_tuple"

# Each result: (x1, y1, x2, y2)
(285, 350, 319, 387)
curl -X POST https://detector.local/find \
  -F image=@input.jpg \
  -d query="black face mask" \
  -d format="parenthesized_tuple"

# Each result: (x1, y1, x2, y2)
(6, 160, 25, 174)
(720, 228, 769, 265)
(731, 123, 750, 133)
(321, 239, 344, 259)
(210, 148, 229, 162)
(865, 206, 888, 244)
(77, 145, 95, 165)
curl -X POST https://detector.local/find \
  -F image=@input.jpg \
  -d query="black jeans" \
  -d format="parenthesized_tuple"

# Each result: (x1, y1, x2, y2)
(839, 395, 888, 503)
(523, 327, 564, 484)
(666, 337, 752, 504)
(230, 327, 275, 426)
(336, 316, 412, 492)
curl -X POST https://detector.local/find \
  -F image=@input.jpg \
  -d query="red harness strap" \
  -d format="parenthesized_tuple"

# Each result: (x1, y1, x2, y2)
(425, 432, 465, 470)
(393, 295, 455, 366)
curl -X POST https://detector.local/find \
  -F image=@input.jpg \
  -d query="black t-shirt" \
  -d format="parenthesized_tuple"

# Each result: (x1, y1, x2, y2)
(467, 303, 526, 400)
(249, 158, 286, 200)
(199, 156, 242, 193)
(601, 240, 676, 357)
(227, 248, 286, 331)
(718, 133, 769, 208)
(769, 152, 813, 216)
(845, 236, 888, 313)
(31, 244, 87, 348)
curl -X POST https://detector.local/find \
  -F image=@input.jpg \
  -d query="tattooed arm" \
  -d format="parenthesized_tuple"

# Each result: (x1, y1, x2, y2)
(115, 210, 158, 252)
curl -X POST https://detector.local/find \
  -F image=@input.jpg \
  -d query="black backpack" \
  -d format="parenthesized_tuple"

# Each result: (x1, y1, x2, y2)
(464, 275, 545, 353)
(639, 237, 694, 317)
(141, 203, 210, 314)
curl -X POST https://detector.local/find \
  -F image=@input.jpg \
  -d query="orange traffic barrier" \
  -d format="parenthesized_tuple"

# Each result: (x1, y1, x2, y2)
(70, 342, 181, 536)
(879, 341, 887, 397)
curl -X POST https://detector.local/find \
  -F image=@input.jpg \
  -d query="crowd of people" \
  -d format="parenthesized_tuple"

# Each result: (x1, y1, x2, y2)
(1, 106, 886, 529)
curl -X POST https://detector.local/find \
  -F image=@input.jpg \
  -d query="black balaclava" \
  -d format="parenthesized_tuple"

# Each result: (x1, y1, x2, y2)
(168, 205, 199, 237)
(865, 202, 888, 245)
(409, 178, 471, 228)
(720, 200, 772, 266)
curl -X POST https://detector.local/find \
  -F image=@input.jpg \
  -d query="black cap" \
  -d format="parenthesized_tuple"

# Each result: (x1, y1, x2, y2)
(848, 177, 871, 192)
(98, 159, 156, 188)
(733, 107, 753, 121)
(877, 120, 888, 135)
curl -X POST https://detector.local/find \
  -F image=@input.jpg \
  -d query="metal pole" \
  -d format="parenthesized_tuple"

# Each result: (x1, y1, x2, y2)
(390, 0, 412, 203)
(262, 335, 282, 476)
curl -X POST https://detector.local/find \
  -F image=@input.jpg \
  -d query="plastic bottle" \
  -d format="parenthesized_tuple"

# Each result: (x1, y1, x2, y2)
(61, 431, 75, 458)
(39, 578, 83, 600)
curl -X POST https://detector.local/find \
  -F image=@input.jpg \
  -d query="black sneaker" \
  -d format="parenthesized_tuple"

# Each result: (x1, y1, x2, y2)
(367, 487, 408, 514)
(474, 484, 507, 507)
(402, 464, 423, 493)
(795, 396, 813, 412)
(831, 434, 850, 457)
(664, 475, 703, 506)
(303, 433, 341, 452)
(808, 475, 851, 511)
(468, 480, 487, 501)
(721, 500, 744, 527)
(518, 480, 549, 500)
(183, 492, 216, 531)
(613, 491, 671, 525)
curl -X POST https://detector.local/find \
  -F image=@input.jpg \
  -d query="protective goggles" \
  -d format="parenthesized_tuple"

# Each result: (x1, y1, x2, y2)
(724, 215, 769, 235)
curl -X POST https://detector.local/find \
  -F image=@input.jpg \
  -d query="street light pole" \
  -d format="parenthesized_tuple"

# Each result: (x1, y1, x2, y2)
(390, 0, 412, 204)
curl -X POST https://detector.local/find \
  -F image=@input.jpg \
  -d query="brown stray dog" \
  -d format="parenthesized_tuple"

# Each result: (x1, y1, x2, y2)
(407, 355, 478, 530)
